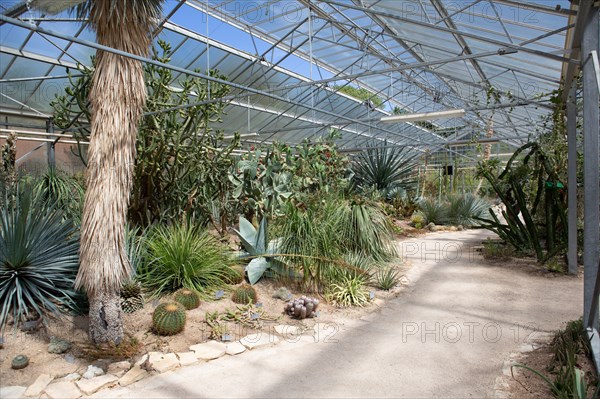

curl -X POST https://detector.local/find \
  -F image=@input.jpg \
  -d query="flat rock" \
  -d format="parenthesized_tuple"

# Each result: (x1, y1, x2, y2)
(176, 352, 198, 366)
(76, 375, 118, 396)
(118, 365, 148, 387)
(189, 341, 226, 360)
(134, 354, 148, 368)
(25, 374, 54, 397)
(0, 386, 27, 399)
(107, 360, 131, 377)
(240, 333, 280, 349)
(44, 381, 82, 399)
(148, 352, 179, 373)
(83, 364, 105, 379)
(274, 325, 302, 337)
(225, 341, 247, 355)
(63, 373, 81, 381)
(372, 298, 384, 307)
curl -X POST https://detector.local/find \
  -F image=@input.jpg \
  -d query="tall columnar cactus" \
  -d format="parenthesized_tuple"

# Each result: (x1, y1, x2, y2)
(174, 288, 201, 310)
(284, 296, 319, 319)
(152, 302, 186, 336)
(231, 284, 258, 304)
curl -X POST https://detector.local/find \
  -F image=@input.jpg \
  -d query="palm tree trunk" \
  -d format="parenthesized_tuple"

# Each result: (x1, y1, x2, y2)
(75, 0, 158, 344)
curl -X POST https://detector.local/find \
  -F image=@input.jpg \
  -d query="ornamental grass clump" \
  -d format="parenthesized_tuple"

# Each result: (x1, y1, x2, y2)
(138, 222, 237, 299)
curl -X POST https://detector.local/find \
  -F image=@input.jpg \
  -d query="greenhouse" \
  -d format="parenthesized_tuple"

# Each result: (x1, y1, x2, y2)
(0, 0, 599, 397)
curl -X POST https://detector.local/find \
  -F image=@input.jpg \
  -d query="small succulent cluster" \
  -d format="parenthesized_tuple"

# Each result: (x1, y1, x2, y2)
(231, 284, 257, 304)
(284, 296, 319, 319)
(152, 302, 186, 336)
(174, 288, 201, 310)
(120, 280, 144, 313)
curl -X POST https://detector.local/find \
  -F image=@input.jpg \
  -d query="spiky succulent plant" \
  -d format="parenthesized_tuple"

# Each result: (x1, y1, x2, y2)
(120, 280, 144, 313)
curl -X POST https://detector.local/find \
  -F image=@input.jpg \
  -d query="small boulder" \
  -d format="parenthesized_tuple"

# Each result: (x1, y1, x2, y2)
(272, 287, 292, 301)
(48, 337, 71, 354)
(457, 225, 465, 231)
(82, 364, 104, 379)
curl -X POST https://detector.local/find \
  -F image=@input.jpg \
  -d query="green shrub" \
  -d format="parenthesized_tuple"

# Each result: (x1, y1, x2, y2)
(418, 198, 448, 225)
(341, 201, 397, 262)
(0, 188, 79, 331)
(34, 168, 84, 225)
(410, 211, 425, 228)
(138, 222, 237, 299)
(152, 302, 186, 336)
(277, 199, 344, 290)
(326, 274, 371, 307)
(276, 195, 397, 291)
(481, 239, 514, 261)
(447, 194, 489, 227)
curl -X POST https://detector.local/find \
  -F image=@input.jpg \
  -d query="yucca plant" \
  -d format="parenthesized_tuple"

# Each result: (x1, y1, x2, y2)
(326, 274, 371, 307)
(0, 188, 80, 331)
(418, 198, 449, 225)
(375, 266, 401, 290)
(137, 222, 237, 299)
(352, 144, 418, 198)
(447, 194, 489, 227)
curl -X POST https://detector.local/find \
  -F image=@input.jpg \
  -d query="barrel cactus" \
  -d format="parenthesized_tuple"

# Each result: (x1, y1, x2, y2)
(152, 302, 186, 336)
(231, 284, 257, 304)
(284, 296, 319, 319)
(174, 288, 201, 310)
(11, 355, 29, 369)
(227, 265, 245, 284)
(120, 280, 144, 313)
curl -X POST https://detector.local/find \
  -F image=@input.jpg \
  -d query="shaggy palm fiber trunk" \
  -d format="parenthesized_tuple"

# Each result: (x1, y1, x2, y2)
(75, 0, 158, 344)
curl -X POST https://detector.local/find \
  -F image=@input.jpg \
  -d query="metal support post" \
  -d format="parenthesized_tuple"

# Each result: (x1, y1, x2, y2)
(567, 84, 578, 275)
(582, 3, 599, 333)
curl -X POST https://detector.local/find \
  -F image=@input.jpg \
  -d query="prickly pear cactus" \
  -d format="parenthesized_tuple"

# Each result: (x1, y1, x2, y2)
(174, 288, 201, 310)
(152, 302, 186, 336)
(284, 296, 319, 319)
(231, 284, 257, 304)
